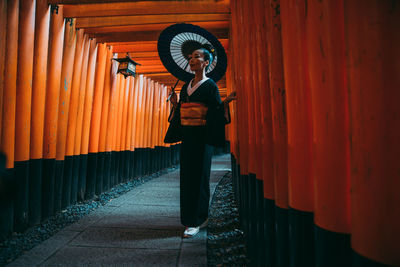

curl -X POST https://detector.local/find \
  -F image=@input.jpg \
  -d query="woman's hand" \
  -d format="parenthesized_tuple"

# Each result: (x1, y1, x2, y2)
(224, 91, 237, 104)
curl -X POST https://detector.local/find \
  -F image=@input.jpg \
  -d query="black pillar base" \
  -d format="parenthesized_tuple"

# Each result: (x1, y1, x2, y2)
(96, 152, 105, 195)
(42, 158, 55, 220)
(85, 153, 97, 200)
(103, 152, 111, 191)
(275, 205, 290, 267)
(123, 150, 130, 181)
(28, 159, 42, 226)
(53, 160, 64, 214)
(353, 251, 395, 267)
(70, 155, 80, 205)
(78, 154, 88, 201)
(110, 151, 116, 187)
(289, 207, 315, 267)
(62, 156, 73, 209)
(248, 173, 257, 265)
(14, 161, 29, 232)
(315, 225, 351, 267)
(0, 168, 15, 240)
(263, 198, 276, 267)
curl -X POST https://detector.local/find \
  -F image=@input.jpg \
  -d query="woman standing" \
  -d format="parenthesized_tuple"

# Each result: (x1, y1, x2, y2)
(169, 45, 236, 237)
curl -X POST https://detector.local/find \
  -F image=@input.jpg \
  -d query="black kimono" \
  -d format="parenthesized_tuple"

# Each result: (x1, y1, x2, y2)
(179, 78, 227, 227)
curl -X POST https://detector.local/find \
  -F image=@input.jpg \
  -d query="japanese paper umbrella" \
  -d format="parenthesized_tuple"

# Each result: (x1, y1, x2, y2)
(157, 23, 227, 88)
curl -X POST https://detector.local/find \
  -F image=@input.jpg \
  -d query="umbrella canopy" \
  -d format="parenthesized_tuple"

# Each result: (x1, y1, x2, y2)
(157, 23, 227, 84)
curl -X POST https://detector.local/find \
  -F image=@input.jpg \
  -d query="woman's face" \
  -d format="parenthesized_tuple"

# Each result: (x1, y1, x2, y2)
(188, 49, 209, 72)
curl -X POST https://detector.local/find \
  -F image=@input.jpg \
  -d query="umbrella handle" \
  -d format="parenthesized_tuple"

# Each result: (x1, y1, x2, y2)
(167, 79, 180, 102)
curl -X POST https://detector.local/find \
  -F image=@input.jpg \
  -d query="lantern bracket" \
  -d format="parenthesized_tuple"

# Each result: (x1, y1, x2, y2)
(51, 5, 59, 15)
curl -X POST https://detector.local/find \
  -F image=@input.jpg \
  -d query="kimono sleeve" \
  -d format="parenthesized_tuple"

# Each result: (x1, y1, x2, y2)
(205, 82, 227, 147)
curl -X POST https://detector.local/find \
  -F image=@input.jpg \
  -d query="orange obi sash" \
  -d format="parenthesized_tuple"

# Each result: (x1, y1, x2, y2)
(180, 102, 208, 126)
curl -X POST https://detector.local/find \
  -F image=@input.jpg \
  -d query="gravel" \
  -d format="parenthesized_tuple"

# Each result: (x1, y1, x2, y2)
(0, 168, 174, 266)
(207, 172, 250, 266)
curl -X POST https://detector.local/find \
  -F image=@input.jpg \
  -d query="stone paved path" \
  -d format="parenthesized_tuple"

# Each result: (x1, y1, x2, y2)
(7, 154, 231, 267)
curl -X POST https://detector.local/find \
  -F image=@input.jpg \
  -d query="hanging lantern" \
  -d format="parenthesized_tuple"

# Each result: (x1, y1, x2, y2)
(113, 54, 141, 78)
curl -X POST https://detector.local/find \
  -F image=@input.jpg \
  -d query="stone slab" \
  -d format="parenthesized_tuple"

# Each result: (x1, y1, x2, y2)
(40, 246, 179, 267)
(70, 227, 182, 250)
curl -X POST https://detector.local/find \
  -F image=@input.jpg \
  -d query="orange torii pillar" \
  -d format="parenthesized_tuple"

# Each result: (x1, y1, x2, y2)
(14, 0, 35, 231)
(345, 1, 400, 266)
(42, 5, 64, 220)
(29, 0, 50, 226)
(125, 76, 136, 180)
(281, 0, 315, 266)
(80, 38, 97, 200)
(252, 0, 277, 265)
(56, 18, 76, 211)
(130, 74, 141, 178)
(121, 76, 134, 181)
(241, 2, 257, 256)
(0, 0, 6, 141)
(138, 77, 149, 175)
(152, 82, 162, 172)
(104, 49, 119, 189)
(137, 75, 147, 176)
(86, 43, 107, 199)
(159, 84, 169, 168)
(245, 0, 264, 263)
(74, 35, 90, 201)
(65, 29, 85, 205)
(120, 75, 131, 182)
(306, 1, 352, 266)
(111, 74, 122, 185)
(116, 73, 127, 182)
(98, 46, 113, 191)
(230, 0, 247, 240)
(0, 0, 19, 237)
(233, 0, 251, 248)
(146, 80, 155, 174)
(228, 0, 240, 225)
(265, 0, 290, 266)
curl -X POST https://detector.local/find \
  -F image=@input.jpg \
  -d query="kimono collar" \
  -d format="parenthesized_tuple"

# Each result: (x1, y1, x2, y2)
(187, 77, 209, 96)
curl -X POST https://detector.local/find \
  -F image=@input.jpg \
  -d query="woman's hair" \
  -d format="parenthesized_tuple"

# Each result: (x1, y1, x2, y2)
(199, 44, 215, 71)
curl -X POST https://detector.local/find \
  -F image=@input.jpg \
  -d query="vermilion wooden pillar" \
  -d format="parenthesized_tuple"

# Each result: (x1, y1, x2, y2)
(254, 0, 276, 265)
(105, 50, 118, 188)
(29, 0, 50, 226)
(125, 76, 136, 178)
(265, 0, 289, 266)
(74, 35, 90, 200)
(119, 76, 130, 182)
(111, 74, 122, 184)
(42, 5, 64, 220)
(65, 29, 85, 205)
(86, 42, 106, 198)
(0, 0, 6, 141)
(81, 38, 97, 200)
(344, 1, 400, 266)
(56, 18, 76, 211)
(280, 0, 314, 266)
(0, 0, 19, 237)
(115, 74, 126, 182)
(146, 80, 155, 173)
(14, 0, 36, 230)
(306, 1, 352, 266)
(98, 46, 113, 191)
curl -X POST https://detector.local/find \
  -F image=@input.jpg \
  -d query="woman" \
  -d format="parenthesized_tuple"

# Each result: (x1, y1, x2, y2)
(170, 45, 236, 237)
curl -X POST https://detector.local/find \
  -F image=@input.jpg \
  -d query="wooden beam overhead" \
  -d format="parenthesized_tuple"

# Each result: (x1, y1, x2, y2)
(93, 28, 228, 43)
(63, 1, 230, 18)
(83, 21, 229, 35)
(111, 39, 229, 53)
(76, 13, 230, 28)
(50, 0, 228, 4)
